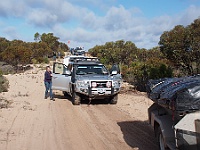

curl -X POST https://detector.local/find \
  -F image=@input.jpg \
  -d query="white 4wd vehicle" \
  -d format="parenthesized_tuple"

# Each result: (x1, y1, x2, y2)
(72, 46, 85, 55)
(52, 59, 122, 105)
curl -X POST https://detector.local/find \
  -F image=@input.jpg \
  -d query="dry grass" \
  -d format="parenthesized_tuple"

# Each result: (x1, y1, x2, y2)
(120, 82, 138, 94)
(0, 97, 12, 109)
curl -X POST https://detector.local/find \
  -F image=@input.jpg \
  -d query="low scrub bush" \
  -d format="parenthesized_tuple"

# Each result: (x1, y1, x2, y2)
(0, 97, 12, 109)
(0, 62, 15, 74)
(0, 76, 9, 93)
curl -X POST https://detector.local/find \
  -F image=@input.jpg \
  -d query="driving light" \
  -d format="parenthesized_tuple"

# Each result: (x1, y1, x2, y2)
(106, 81, 112, 88)
(91, 82, 97, 88)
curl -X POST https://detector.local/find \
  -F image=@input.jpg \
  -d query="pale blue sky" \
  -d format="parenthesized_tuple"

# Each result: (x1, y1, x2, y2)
(0, 0, 200, 49)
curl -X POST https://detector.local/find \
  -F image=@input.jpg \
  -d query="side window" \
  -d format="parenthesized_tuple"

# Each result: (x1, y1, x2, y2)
(54, 63, 64, 74)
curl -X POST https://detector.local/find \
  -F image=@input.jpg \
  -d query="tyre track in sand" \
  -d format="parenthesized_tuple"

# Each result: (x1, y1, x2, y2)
(0, 69, 158, 150)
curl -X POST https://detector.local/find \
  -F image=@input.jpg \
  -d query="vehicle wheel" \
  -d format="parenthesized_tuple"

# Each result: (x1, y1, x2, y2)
(110, 94, 118, 104)
(63, 91, 68, 97)
(157, 127, 167, 150)
(72, 92, 81, 105)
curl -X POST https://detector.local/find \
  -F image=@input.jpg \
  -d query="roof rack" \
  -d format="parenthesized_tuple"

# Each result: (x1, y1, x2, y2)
(73, 57, 100, 63)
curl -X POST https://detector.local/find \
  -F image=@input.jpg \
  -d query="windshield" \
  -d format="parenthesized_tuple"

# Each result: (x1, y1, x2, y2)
(76, 65, 108, 75)
(75, 47, 83, 50)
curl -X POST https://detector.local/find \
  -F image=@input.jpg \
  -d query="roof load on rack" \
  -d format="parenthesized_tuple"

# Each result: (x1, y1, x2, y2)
(63, 56, 99, 66)
(146, 75, 200, 112)
(74, 57, 99, 63)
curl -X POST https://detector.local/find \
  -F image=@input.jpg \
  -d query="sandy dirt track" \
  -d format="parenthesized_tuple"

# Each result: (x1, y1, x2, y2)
(0, 67, 158, 150)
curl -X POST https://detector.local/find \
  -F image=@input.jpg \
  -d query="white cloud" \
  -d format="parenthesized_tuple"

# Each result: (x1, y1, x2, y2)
(81, 11, 98, 29)
(1, 1, 200, 49)
(0, 0, 27, 17)
(178, 5, 200, 25)
(42, 0, 78, 21)
(28, 9, 58, 27)
(3, 26, 19, 40)
(101, 5, 142, 31)
(51, 4, 200, 49)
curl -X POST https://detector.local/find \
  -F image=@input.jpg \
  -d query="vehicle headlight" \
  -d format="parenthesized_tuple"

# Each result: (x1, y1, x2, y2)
(77, 81, 89, 87)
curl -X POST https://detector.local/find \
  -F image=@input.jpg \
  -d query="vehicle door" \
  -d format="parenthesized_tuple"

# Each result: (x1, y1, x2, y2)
(52, 62, 71, 92)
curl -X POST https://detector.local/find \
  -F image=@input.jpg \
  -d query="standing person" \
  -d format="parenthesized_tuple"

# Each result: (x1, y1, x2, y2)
(53, 52, 56, 62)
(58, 52, 61, 59)
(44, 66, 55, 101)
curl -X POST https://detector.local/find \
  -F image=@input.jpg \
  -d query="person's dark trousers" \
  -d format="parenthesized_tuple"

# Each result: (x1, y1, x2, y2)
(44, 81, 53, 99)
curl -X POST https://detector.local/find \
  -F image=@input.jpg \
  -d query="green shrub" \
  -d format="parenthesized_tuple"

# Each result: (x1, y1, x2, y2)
(0, 69, 2, 76)
(120, 62, 173, 91)
(0, 76, 9, 92)
(31, 58, 38, 64)
(59, 50, 65, 57)
(43, 57, 49, 64)
(149, 64, 173, 79)
(0, 62, 15, 75)
(33, 57, 49, 64)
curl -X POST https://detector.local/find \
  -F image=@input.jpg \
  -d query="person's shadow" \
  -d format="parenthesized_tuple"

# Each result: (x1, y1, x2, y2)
(53, 91, 70, 101)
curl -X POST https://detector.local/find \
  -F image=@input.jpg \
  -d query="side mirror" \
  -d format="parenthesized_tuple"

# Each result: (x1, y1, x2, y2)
(110, 64, 120, 74)
(64, 70, 71, 76)
(111, 70, 117, 75)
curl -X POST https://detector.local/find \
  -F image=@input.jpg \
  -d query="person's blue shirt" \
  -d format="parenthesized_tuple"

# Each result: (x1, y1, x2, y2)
(44, 71, 52, 83)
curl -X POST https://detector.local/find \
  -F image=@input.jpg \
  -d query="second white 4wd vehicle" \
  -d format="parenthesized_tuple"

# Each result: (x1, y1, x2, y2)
(52, 58, 122, 105)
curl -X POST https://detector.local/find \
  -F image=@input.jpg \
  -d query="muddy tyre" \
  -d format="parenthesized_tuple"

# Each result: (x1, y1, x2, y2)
(157, 127, 167, 150)
(110, 94, 118, 104)
(63, 91, 68, 97)
(72, 92, 81, 105)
